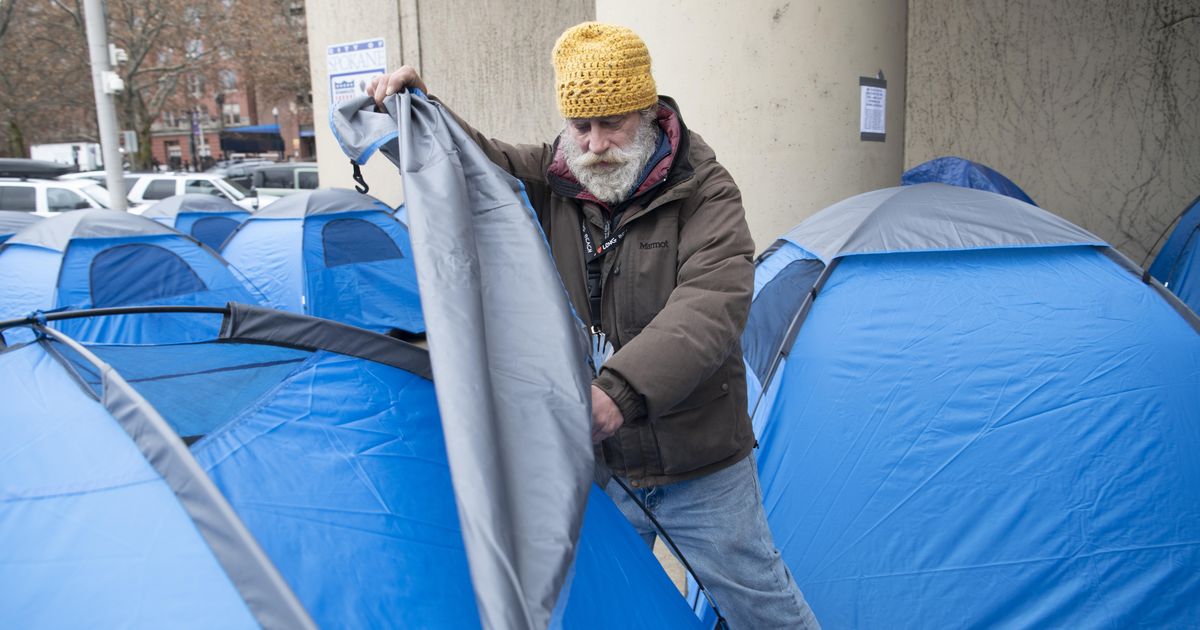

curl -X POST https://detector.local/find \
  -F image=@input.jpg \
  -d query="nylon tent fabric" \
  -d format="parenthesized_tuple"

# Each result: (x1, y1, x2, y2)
(221, 188, 424, 335)
(1149, 194, 1200, 312)
(142, 194, 250, 250)
(901, 155, 1037, 206)
(331, 91, 594, 630)
(0, 342, 259, 629)
(738, 186, 1200, 628)
(0, 209, 266, 344)
(0, 211, 41, 243)
(1, 308, 700, 629)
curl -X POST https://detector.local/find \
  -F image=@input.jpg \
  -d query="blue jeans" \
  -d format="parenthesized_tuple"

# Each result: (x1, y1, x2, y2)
(605, 454, 821, 629)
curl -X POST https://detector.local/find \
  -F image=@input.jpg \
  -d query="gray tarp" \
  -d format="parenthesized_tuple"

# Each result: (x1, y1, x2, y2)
(331, 92, 593, 630)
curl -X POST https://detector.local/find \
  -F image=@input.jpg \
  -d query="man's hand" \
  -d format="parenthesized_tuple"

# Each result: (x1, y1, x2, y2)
(591, 385, 624, 443)
(367, 66, 429, 111)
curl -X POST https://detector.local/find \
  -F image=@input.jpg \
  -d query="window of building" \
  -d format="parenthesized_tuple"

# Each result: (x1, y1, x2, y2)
(166, 142, 182, 159)
(219, 69, 237, 92)
(187, 74, 205, 97)
(185, 39, 204, 59)
(223, 103, 242, 125)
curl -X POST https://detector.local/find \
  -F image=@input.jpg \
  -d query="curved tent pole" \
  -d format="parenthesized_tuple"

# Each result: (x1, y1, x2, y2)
(32, 323, 318, 630)
(1141, 192, 1200, 276)
(1099, 246, 1200, 334)
(609, 476, 731, 630)
(0, 302, 433, 377)
(0, 305, 230, 332)
(748, 259, 841, 423)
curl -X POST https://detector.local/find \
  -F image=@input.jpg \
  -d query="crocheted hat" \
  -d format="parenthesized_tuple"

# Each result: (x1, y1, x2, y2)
(552, 22, 657, 119)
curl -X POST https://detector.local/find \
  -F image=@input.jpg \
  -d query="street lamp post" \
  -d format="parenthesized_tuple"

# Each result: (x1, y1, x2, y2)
(271, 106, 282, 160)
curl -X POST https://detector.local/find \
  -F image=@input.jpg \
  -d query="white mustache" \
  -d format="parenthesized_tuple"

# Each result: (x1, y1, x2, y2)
(570, 146, 638, 168)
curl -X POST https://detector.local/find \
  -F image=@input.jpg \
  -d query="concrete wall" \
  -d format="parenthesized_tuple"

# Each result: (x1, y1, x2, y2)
(597, 0, 909, 251)
(305, 0, 590, 207)
(906, 0, 1200, 263)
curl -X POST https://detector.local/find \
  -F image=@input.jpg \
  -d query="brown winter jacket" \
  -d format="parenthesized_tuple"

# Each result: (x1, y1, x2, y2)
(439, 95, 756, 486)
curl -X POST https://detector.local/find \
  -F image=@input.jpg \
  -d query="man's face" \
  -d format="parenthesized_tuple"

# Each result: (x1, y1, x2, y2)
(560, 108, 658, 205)
(564, 111, 643, 158)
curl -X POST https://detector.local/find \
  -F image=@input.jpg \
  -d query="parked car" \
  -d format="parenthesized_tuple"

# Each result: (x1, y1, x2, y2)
(250, 162, 319, 198)
(0, 158, 76, 179)
(207, 159, 275, 189)
(0, 177, 112, 215)
(124, 173, 275, 213)
(58, 170, 110, 184)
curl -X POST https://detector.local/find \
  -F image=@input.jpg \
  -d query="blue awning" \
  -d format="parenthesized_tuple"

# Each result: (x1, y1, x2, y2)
(220, 124, 283, 153)
(223, 124, 281, 134)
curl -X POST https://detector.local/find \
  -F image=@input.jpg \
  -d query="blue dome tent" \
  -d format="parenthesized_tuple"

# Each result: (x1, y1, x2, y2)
(0, 209, 265, 343)
(1148, 193, 1200, 313)
(738, 183, 1200, 628)
(221, 188, 424, 336)
(902, 155, 1037, 205)
(141, 193, 251, 250)
(0, 305, 699, 629)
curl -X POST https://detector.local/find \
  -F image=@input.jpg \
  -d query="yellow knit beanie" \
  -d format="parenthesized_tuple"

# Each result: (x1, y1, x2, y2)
(552, 22, 657, 119)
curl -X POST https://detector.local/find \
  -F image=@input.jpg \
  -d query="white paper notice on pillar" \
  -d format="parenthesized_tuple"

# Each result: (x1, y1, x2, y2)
(328, 38, 387, 107)
(859, 75, 887, 142)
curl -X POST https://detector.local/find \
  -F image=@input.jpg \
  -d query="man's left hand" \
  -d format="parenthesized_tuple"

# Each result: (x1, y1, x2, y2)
(591, 385, 624, 443)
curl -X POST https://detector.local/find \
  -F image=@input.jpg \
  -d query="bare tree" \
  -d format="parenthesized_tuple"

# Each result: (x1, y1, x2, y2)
(0, 0, 92, 156)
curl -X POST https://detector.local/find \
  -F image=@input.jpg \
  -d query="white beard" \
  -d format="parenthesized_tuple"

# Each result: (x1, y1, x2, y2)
(560, 111, 660, 205)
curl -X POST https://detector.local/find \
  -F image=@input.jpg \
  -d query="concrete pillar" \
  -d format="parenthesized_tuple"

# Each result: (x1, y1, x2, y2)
(305, 1, 591, 207)
(597, 0, 908, 251)
(905, 0, 1200, 263)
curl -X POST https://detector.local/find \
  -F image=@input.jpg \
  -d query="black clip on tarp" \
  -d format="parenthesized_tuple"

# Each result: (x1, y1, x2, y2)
(351, 160, 369, 194)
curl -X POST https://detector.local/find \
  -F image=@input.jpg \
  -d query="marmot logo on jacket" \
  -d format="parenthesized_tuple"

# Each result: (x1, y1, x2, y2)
(639, 240, 669, 250)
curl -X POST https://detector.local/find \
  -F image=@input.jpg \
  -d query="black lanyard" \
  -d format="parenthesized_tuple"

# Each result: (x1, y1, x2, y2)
(581, 219, 628, 262)
(581, 217, 628, 330)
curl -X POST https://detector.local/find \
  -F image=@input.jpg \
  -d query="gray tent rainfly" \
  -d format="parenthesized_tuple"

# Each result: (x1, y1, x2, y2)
(0, 211, 42, 242)
(331, 92, 593, 630)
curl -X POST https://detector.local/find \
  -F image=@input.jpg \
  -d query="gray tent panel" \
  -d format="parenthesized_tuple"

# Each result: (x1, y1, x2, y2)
(142, 194, 246, 218)
(332, 92, 593, 630)
(251, 187, 388, 218)
(39, 326, 317, 630)
(5, 208, 176, 252)
(0, 211, 43, 236)
(786, 183, 1103, 263)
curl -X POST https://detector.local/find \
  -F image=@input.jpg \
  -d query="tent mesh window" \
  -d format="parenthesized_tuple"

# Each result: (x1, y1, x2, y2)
(742, 258, 825, 384)
(190, 216, 241, 250)
(89, 243, 208, 307)
(321, 218, 402, 267)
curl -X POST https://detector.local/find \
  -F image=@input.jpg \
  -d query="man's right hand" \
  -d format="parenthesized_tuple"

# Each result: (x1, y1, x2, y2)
(367, 66, 429, 111)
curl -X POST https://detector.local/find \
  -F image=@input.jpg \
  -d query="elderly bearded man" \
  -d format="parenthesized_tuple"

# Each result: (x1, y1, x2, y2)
(370, 22, 821, 629)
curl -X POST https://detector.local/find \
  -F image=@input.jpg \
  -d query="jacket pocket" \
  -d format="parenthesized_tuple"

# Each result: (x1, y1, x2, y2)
(651, 365, 741, 476)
